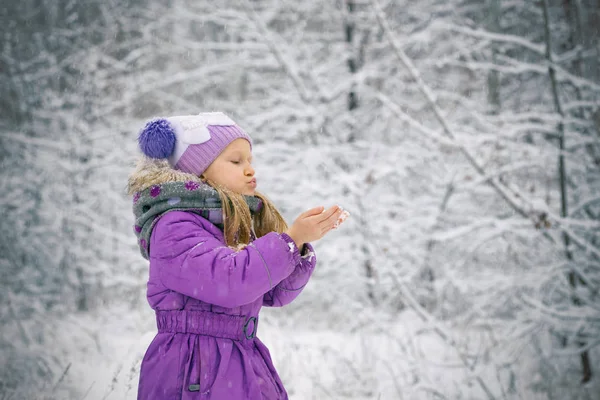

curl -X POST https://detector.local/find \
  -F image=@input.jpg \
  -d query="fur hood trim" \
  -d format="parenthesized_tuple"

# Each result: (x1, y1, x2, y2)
(126, 156, 203, 196)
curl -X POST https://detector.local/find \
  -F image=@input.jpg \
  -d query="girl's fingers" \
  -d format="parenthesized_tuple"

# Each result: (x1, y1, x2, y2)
(321, 224, 336, 236)
(323, 208, 350, 231)
(315, 205, 340, 223)
(300, 206, 325, 219)
(319, 208, 343, 226)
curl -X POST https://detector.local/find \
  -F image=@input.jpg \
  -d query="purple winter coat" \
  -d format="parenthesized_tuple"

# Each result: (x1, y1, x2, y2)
(137, 210, 317, 400)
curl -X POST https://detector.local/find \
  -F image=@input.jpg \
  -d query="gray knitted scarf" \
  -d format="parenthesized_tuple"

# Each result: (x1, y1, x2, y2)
(132, 180, 262, 259)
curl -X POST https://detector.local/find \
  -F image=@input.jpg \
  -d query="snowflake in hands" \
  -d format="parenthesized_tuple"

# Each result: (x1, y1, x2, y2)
(333, 209, 350, 229)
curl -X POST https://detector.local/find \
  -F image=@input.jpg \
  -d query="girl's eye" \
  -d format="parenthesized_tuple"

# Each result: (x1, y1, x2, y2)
(231, 161, 240, 164)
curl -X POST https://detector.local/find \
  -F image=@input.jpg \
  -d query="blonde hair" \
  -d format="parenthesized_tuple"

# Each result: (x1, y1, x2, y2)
(203, 178, 289, 248)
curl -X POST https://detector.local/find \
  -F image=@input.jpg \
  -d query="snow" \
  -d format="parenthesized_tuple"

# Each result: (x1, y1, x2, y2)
(2, 0, 599, 399)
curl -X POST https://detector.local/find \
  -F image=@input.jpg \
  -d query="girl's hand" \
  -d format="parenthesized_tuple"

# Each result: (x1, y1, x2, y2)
(284, 205, 349, 248)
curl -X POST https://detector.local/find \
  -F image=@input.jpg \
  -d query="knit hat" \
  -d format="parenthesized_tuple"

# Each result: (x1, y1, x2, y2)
(137, 112, 253, 176)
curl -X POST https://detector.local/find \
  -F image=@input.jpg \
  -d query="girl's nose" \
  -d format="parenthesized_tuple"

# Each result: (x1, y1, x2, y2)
(245, 164, 255, 176)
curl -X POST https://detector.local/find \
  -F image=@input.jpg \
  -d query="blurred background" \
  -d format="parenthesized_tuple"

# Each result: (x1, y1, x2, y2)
(1, 0, 599, 399)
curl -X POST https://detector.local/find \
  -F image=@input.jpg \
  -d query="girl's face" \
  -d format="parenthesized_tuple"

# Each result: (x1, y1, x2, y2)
(202, 138, 256, 196)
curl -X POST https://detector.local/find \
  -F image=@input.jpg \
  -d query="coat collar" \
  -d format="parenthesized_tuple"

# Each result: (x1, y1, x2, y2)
(127, 156, 202, 196)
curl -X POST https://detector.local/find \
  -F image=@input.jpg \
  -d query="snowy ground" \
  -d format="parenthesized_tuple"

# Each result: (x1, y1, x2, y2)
(51, 294, 600, 400)
(52, 303, 494, 400)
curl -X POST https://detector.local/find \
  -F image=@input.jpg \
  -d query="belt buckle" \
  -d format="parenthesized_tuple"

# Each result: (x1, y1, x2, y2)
(243, 316, 258, 339)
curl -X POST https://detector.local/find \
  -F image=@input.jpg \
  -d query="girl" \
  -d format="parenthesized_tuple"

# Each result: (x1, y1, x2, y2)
(127, 112, 349, 400)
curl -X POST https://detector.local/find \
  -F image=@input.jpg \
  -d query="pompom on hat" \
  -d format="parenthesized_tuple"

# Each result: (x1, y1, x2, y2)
(137, 112, 252, 176)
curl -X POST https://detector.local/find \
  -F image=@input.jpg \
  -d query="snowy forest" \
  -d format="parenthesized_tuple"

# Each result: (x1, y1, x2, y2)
(1, 0, 599, 399)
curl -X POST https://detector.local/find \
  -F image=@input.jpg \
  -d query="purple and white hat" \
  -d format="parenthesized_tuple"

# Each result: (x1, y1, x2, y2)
(137, 112, 252, 176)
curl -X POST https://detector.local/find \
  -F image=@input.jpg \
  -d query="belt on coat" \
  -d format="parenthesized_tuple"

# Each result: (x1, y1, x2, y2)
(155, 310, 258, 341)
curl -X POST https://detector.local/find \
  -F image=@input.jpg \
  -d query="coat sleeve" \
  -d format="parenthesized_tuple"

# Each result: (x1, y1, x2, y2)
(149, 211, 300, 308)
(262, 237, 317, 307)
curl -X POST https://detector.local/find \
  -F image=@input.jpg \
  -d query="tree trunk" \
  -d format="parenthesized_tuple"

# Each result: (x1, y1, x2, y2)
(541, 0, 592, 383)
(345, 0, 359, 113)
(486, 0, 501, 113)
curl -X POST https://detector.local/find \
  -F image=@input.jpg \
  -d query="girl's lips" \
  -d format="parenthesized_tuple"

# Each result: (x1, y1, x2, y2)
(248, 179, 257, 188)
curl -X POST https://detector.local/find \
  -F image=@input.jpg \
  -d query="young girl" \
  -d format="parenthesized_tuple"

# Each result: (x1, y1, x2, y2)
(127, 112, 348, 400)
